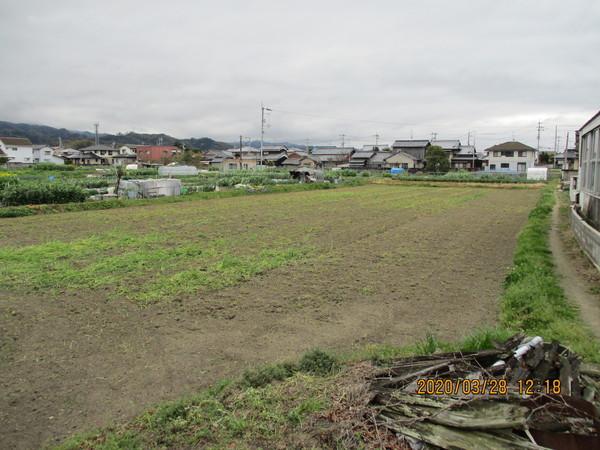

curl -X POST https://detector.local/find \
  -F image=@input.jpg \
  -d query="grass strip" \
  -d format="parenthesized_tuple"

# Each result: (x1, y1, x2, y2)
(500, 183, 600, 361)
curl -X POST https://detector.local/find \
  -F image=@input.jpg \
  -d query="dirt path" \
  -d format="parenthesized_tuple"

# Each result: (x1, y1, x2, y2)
(550, 191, 600, 340)
(0, 186, 539, 450)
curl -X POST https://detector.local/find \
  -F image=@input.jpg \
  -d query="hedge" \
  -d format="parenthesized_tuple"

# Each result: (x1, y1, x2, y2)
(1, 183, 88, 206)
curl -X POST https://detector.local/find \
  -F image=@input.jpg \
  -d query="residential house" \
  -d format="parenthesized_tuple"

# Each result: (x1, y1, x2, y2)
(391, 140, 430, 167)
(32, 145, 65, 164)
(64, 144, 136, 166)
(450, 145, 484, 171)
(0, 137, 34, 165)
(349, 150, 375, 169)
(385, 151, 424, 171)
(256, 145, 288, 166)
(311, 147, 355, 168)
(207, 150, 235, 169)
(555, 148, 579, 182)
(134, 145, 182, 164)
(368, 151, 393, 170)
(281, 151, 318, 168)
(231, 152, 260, 170)
(572, 110, 600, 269)
(431, 140, 461, 154)
(348, 146, 393, 170)
(483, 141, 536, 173)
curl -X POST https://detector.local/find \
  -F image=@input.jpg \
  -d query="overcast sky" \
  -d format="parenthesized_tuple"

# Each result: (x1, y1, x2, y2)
(0, 0, 598, 150)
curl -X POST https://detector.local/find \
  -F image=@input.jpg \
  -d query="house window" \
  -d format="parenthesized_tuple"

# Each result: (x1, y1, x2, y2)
(402, 163, 409, 169)
(517, 162, 526, 173)
(493, 151, 501, 157)
(504, 151, 514, 157)
(501, 163, 510, 169)
(490, 164, 496, 170)
(518, 151, 526, 157)
(45, 150, 51, 155)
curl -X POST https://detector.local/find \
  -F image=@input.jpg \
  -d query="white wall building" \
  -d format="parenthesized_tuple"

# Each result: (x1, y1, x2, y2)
(0, 137, 34, 164)
(32, 145, 65, 164)
(483, 141, 536, 173)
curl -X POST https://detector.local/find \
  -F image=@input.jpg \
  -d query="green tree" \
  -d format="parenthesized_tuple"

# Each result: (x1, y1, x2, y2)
(425, 145, 450, 173)
(115, 165, 125, 196)
(67, 139, 94, 149)
(538, 152, 554, 165)
(178, 149, 195, 165)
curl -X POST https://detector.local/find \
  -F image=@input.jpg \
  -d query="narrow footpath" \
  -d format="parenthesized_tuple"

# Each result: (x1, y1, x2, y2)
(549, 191, 600, 340)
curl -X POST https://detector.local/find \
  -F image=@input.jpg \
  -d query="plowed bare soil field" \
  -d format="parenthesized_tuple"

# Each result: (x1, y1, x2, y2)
(0, 184, 539, 449)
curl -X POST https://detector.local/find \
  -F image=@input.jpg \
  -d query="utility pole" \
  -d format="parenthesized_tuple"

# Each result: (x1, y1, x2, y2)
(374, 133, 380, 146)
(554, 125, 558, 153)
(565, 132, 569, 151)
(431, 132, 437, 141)
(305, 139, 310, 154)
(536, 121, 544, 152)
(94, 123, 99, 146)
(339, 134, 346, 148)
(260, 103, 271, 169)
(467, 131, 471, 146)
(239, 135, 243, 169)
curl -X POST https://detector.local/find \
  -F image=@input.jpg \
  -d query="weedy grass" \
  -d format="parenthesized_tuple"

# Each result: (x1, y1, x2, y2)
(500, 183, 600, 362)
(1, 184, 485, 305)
(54, 368, 332, 450)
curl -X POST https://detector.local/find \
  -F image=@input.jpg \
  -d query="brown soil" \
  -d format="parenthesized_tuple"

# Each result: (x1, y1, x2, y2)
(0, 186, 539, 449)
(551, 190, 600, 339)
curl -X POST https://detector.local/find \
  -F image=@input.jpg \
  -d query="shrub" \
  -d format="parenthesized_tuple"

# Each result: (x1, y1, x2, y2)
(0, 206, 35, 218)
(298, 349, 339, 376)
(241, 362, 297, 388)
(0, 173, 18, 189)
(1, 183, 88, 206)
(32, 163, 75, 171)
(361, 171, 370, 177)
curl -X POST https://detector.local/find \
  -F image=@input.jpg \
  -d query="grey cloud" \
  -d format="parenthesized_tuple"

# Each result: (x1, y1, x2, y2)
(0, 0, 598, 150)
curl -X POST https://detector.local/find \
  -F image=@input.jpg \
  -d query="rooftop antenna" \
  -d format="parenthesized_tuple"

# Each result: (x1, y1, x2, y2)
(94, 123, 99, 145)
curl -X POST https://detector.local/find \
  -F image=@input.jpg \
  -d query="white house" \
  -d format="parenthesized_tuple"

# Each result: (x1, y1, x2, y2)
(32, 145, 65, 164)
(0, 137, 34, 164)
(483, 141, 536, 173)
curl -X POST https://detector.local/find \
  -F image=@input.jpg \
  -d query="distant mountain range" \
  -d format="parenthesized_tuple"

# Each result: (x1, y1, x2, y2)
(0, 120, 231, 151)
